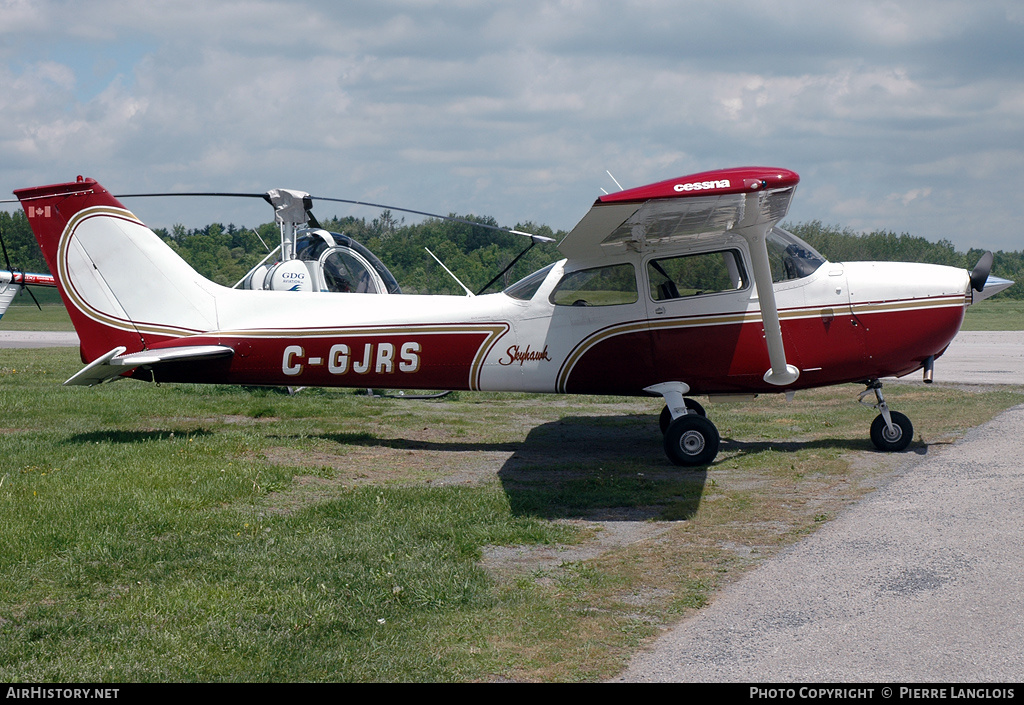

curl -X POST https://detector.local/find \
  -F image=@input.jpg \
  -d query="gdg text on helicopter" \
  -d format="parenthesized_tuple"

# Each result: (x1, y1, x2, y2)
(11, 166, 1012, 466)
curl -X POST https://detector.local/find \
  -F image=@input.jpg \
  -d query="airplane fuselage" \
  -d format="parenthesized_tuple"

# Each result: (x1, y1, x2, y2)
(128, 250, 970, 396)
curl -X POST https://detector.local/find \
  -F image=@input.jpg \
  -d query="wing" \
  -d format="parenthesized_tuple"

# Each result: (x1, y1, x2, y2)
(64, 344, 234, 386)
(559, 167, 803, 387)
(557, 167, 799, 260)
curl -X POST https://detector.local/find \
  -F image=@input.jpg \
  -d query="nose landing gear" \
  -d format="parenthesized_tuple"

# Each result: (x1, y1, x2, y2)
(859, 380, 914, 452)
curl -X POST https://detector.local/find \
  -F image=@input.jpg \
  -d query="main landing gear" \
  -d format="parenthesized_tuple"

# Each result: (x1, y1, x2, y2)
(859, 379, 914, 452)
(658, 399, 719, 467)
(646, 382, 720, 467)
(654, 379, 915, 467)
(663, 412, 720, 466)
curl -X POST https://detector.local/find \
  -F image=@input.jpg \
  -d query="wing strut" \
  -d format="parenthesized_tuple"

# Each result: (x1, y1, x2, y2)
(737, 198, 799, 387)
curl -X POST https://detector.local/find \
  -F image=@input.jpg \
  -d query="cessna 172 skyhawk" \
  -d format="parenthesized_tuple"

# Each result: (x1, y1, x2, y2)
(12, 167, 1011, 466)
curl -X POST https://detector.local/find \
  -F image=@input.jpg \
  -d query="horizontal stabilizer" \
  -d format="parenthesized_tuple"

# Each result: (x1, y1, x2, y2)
(64, 345, 234, 386)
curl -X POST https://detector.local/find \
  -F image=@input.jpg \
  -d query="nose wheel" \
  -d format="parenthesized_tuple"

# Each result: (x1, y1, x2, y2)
(860, 380, 914, 452)
(870, 410, 913, 451)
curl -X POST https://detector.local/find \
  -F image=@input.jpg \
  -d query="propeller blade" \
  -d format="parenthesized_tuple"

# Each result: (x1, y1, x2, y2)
(0, 228, 12, 272)
(23, 283, 42, 311)
(970, 251, 993, 292)
(1, 225, 47, 310)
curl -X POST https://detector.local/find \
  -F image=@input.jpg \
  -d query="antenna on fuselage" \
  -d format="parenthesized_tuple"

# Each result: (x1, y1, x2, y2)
(425, 248, 475, 297)
(606, 170, 625, 191)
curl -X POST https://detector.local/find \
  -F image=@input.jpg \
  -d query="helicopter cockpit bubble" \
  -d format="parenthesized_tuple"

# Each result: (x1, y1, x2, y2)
(293, 229, 402, 295)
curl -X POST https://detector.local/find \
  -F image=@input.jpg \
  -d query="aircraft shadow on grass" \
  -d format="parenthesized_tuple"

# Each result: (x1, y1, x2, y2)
(312, 412, 933, 522)
(61, 411, 931, 522)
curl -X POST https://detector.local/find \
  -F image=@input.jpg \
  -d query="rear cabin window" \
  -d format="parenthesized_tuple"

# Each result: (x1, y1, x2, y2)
(550, 263, 638, 306)
(647, 250, 748, 301)
(504, 264, 554, 301)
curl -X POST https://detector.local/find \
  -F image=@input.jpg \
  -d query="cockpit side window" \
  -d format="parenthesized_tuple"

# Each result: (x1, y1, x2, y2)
(550, 263, 638, 307)
(647, 250, 747, 301)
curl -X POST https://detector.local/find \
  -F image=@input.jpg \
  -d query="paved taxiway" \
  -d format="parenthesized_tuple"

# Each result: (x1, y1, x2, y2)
(617, 331, 1024, 682)
(0, 330, 79, 348)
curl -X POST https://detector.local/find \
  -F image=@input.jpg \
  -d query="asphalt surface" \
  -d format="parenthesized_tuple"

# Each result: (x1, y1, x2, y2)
(0, 330, 79, 348)
(936, 331, 1024, 386)
(616, 331, 1024, 683)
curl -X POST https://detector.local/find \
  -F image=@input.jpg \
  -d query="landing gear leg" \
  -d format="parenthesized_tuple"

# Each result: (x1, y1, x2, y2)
(659, 398, 706, 434)
(859, 380, 913, 452)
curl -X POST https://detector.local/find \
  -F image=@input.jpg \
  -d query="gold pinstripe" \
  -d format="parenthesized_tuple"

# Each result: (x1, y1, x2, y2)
(556, 294, 966, 392)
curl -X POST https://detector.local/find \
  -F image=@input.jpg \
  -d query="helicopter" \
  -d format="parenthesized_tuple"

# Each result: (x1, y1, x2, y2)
(2, 188, 403, 318)
(10, 167, 1012, 466)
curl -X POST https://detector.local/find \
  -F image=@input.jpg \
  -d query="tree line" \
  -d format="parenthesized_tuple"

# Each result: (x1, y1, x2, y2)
(1, 208, 1020, 298)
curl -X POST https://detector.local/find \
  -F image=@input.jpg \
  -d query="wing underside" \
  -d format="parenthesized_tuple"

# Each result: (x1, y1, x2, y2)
(557, 187, 795, 259)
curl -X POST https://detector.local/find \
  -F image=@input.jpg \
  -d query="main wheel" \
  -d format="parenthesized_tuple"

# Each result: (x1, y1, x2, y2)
(659, 398, 707, 434)
(664, 415, 720, 466)
(870, 411, 913, 452)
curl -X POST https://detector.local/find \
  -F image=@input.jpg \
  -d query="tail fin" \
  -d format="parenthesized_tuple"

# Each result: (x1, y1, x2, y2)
(14, 177, 219, 362)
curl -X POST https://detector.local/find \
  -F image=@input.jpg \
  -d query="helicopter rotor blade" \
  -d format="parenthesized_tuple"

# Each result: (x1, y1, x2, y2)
(0, 225, 42, 310)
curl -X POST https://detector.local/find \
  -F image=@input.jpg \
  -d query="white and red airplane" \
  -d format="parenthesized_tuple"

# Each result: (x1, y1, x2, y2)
(11, 167, 1011, 466)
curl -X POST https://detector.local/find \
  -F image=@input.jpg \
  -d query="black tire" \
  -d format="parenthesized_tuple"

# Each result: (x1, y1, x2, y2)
(664, 415, 720, 466)
(870, 411, 913, 452)
(659, 399, 707, 434)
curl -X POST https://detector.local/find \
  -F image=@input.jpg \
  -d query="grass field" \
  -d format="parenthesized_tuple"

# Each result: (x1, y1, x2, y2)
(960, 297, 1024, 330)
(1, 346, 1021, 681)
(0, 303, 73, 331)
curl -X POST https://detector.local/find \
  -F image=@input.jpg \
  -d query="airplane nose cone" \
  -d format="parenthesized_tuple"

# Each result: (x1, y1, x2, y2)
(968, 252, 1014, 303)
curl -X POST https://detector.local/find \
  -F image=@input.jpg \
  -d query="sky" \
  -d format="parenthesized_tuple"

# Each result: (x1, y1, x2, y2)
(2, 0, 1023, 251)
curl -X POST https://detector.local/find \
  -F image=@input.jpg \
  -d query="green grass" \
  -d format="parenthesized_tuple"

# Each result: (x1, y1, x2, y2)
(0, 303, 74, 331)
(1, 348, 1022, 681)
(961, 298, 1024, 331)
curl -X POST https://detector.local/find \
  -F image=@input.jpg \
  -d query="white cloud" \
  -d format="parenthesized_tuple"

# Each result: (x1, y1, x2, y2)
(1, 0, 1023, 250)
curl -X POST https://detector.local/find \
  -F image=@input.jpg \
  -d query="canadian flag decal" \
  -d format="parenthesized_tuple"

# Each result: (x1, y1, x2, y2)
(27, 206, 51, 218)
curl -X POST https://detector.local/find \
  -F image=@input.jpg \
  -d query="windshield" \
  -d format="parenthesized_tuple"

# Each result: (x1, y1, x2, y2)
(767, 227, 826, 282)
